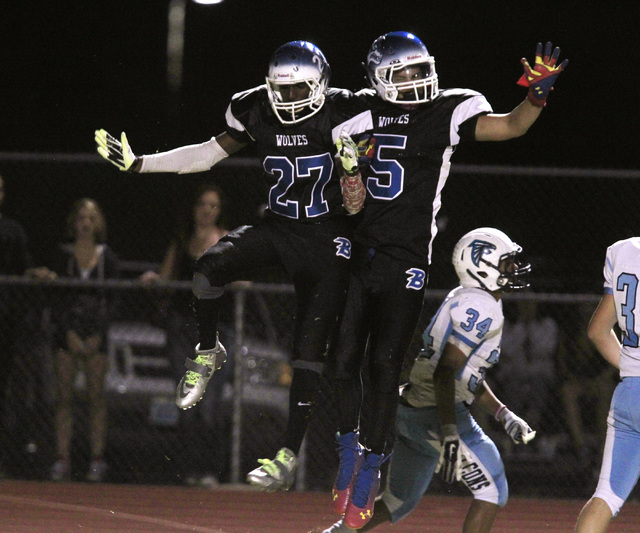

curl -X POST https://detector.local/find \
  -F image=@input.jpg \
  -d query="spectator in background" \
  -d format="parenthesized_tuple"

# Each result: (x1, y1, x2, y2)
(558, 302, 617, 467)
(49, 198, 119, 482)
(140, 182, 231, 486)
(494, 299, 559, 455)
(0, 173, 56, 478)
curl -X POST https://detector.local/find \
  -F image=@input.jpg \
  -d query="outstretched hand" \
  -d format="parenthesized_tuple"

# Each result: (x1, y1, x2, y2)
(95, 129, 138, 171)
(517, 42, 568, 107)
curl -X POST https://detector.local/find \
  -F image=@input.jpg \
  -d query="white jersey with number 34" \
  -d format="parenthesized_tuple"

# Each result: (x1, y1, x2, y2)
(404, 286, 504, 408)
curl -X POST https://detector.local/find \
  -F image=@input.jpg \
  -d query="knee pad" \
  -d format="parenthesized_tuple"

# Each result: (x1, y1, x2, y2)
(192, 272, 224, 300)
(594, 486, 625, 517)
(291, 359, 324, 375)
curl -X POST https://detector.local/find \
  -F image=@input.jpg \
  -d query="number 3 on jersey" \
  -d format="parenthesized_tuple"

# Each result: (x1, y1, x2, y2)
(618, 273, 639, 348)
(264, 153, 333, 219)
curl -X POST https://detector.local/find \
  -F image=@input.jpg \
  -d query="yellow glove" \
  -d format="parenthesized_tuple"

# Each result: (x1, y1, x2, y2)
(336, 132, 359, 176)
(95, 129, 138, 171)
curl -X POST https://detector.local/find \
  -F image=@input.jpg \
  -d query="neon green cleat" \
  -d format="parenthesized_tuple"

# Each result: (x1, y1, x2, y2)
(175, 337, 226, 410)
(246, 447, 298, 492)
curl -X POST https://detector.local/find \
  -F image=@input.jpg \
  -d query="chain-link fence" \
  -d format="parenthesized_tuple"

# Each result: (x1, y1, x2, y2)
(1, 153, 639, 500)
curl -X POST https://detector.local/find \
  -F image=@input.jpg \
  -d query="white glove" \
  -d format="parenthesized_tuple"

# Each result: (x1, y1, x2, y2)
(497, 406, 536, 444)
(95, 129, 138, 171)
(435, 424, 466, 484)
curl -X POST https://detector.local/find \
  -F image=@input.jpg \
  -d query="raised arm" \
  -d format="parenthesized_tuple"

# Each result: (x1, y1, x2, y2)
(475, 42, 568, 141)
(95, 130, 247, 174)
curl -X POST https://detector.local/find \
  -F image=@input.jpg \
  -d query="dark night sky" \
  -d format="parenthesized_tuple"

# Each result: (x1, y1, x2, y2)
(2, 0, 638, 170)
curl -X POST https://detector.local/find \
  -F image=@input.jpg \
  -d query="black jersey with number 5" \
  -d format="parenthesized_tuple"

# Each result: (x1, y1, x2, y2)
(224, 86, 371, 223)
(351, 88, 492, 265)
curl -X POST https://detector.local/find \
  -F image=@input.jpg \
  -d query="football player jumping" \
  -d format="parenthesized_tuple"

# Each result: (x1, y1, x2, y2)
(323, 228, 535, 533)
(95, 41, 371, 491)
(575, 237, 640, 533)
(327, 33, 567, 527)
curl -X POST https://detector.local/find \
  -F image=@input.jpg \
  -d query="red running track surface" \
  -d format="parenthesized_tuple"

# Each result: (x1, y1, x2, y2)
(1, 480, 640, 532)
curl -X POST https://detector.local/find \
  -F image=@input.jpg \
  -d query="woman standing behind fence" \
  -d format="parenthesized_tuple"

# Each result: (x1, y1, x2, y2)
(49, 198, 119, 482)
(140, 182, 230, 486)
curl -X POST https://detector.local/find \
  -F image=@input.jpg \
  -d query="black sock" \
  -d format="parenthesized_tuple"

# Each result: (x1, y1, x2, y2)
(334, 375, 362, 436)
(283, 368, 321, 454)
(363, 389, 397, 455)
(194, 298, 220, 350)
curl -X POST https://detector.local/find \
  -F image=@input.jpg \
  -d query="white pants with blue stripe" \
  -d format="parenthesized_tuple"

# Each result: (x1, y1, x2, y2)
(382, 401, 508, 524)
(593, 377, 640, 516)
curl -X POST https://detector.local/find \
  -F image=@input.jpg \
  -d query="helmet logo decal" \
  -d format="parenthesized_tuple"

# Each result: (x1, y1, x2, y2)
(469, 240, 497, 267)
(368, 49, 383, 66)
(405, 268, 426, 290)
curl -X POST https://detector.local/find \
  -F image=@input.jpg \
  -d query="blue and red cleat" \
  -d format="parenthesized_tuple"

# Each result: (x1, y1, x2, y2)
(344, 451, 388, 529)
(332, 431, 364, 515)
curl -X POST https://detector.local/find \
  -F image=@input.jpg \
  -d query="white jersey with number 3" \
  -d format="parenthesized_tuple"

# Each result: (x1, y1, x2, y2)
(404, 286, 504, 407)
(604, 237, 640, 378)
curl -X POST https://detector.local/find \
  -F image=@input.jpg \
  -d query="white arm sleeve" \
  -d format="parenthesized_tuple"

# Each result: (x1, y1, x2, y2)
(138, 137, 229, 174)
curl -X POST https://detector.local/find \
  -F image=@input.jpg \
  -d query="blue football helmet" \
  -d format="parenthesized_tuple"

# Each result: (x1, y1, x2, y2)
(266, 41, 331, 125)
(452, 227, 531, 292)
(365, 31, 438, 104)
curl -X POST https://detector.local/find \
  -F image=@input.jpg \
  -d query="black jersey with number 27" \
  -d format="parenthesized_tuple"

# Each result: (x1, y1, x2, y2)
(224, 86, 371, 223)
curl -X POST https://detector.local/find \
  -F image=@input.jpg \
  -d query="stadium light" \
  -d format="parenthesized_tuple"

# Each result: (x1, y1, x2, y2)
(167, 0, 223, 96)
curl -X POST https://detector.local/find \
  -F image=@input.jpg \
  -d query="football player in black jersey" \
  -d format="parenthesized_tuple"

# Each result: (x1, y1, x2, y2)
(95, 40, 372, 491)
(327, 32, 567, 529)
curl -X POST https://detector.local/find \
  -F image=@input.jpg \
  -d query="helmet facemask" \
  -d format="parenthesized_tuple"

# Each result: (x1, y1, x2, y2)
(496, 253, 531, 291)
(266, 41, 330, 125)
(374, 57, 438, 105)
(266, 78, 326, 124)
(365, 31, 439, 106)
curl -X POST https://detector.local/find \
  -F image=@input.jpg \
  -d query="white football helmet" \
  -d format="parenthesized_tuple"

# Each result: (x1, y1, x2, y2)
(452, 227, 530, 292)
(266, 41, 331, 125)
(365, 31, 438, 104)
